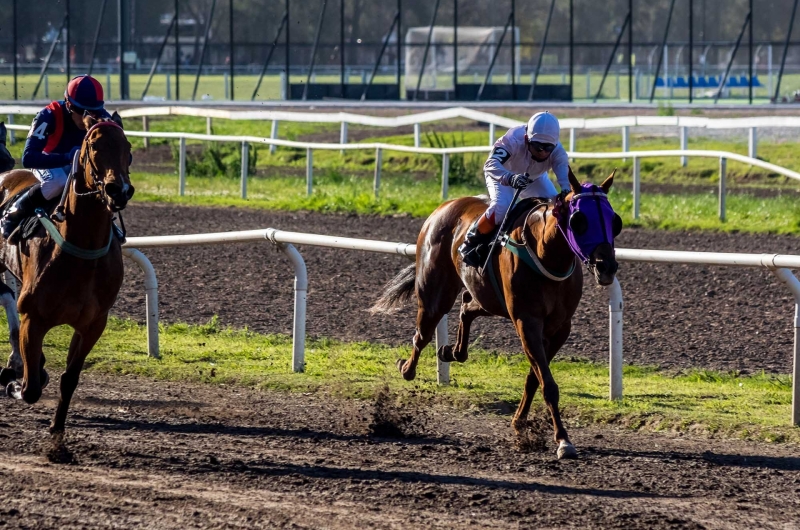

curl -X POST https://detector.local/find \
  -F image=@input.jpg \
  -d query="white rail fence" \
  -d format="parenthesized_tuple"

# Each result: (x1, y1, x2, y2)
(6, 120, 797, 221)
(3, 105, 800, 158)
(122, 229, 800, 427)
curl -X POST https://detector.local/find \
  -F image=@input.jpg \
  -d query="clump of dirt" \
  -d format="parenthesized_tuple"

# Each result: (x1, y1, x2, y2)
(514, 406, 552, 453)
(367, 385, 428, 439)
(46, 433, 75, 464)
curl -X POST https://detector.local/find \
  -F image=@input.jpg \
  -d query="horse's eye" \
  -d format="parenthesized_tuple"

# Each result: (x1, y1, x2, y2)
(568, 211, 588, 236)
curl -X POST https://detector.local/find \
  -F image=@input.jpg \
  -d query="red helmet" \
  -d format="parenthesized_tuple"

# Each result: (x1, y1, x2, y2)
(64, 75, 105, 111)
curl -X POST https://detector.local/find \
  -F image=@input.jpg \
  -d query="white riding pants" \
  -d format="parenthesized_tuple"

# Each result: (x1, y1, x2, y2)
(32, 166, 70, 200)
(484, 172, 558, 223)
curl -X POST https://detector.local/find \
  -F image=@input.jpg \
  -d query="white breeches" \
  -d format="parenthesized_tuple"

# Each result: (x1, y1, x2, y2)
(32, 166, 70, 200)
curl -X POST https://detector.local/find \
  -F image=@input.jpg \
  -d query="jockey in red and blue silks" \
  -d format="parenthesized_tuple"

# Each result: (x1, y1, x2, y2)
(1, 75, 111, 239)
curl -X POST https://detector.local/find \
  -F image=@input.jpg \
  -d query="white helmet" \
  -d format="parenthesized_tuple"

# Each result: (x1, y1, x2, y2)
(526, 111, 560, 145)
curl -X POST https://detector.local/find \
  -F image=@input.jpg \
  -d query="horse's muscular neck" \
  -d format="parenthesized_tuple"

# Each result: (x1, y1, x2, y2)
(528, 207, 574, 273)
(60, 168, 112, 250)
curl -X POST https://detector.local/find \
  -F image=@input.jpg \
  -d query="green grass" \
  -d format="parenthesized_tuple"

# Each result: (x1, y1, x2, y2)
(20, 315, 797, 443)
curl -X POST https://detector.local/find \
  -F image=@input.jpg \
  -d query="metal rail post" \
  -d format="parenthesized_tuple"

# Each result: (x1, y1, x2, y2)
(441, 153, 450, 200)
(122, 249, 160, 358)
(240, 141, 249, 199)
(306, 148, 313, 195)
(270, 120, 279, 155)
(414, 123, 421, 148)
(489, 123, 495, 146)
(749, 127, 757, 159)
(719, 157, 726, 221)
(374, 148, 382, 198)
(771, 268, 800, 426)
(340, 122, 348, 154)
(142, 116, 149, 149)
(632, 156, 640, 219)
(608, 278, 623, 400)
(179, 137, 186, 196)
(436, 316, 449, 385)
(622, 126, 629, 162)
(680, 126, 688, 166)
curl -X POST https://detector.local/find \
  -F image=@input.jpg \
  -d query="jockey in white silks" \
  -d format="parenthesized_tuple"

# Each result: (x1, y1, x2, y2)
(458, 111, 571, 268)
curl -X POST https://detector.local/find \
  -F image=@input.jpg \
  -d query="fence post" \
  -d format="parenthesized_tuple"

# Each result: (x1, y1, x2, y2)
(306, 148, 313, 196)
(569, 127, 576, 154)
(680, 126, 688, 167)
(585, 69, 591, 99)
(489, 123, 495, 146)
(770, 268, 800, 426)
(206, 117, 212, 135)
(106, 72, 112, 98)
(632, 156, 640, 220)
(166, 73, 171, 100)
(240, 141, 249, 199)
(6, 115, 14, 145)
(270, 120, 279, 155)
(441, 153, 450, 200)
(224, 71, 229, 99)
(719, 157, 727, 221)
(414, 123, 421, 148)
(373, 147, 382, 198)
(608, 278, 623, 400)
(749, 127, 758, 159)
(436, 315, 450, 385)
(340, 121, 348, 155)
(44, 74, 49, 99)
(178, 137, 186, 196)
(142, 116, 150, 149)
(621, 125, 629, 162)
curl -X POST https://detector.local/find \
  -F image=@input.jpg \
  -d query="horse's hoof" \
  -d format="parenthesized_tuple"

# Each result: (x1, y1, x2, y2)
(0, 367, 16, 388)
(40, 369, 49, 390)
(5, 381, 22, 400)
(396, 359, 416, 381)
(556, 441, 577, 460)
(437, 344, 454, 363)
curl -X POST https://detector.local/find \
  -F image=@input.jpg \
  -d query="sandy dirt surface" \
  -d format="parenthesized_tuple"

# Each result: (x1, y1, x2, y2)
(113, 203, 800, 374)
(0, 374, 798, 529)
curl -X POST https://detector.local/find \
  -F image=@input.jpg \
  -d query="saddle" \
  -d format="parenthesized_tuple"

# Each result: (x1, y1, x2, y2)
(0, 186, 59, 242)
(470, 197, 550, 266)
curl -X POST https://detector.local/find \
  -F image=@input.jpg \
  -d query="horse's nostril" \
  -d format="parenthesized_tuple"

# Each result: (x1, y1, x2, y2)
(125, 185, 135, 200)
(105, 183, 121, 197)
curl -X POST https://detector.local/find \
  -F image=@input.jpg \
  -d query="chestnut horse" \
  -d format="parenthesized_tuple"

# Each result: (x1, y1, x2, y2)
(0, 113, 134, 436)
(372, 168, 620, 459)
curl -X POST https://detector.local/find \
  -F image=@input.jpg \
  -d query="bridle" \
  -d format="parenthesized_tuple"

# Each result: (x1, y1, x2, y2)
(53, 120, 128, 221)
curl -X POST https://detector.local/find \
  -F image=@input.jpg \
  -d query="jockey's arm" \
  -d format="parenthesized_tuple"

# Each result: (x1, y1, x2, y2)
(484, 134, 518, 187)
(548, 144, 571, 191)
(22, 110, 73, 170)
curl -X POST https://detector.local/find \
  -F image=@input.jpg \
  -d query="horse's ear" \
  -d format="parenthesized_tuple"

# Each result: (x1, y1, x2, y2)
(83, 114, 98, 130)
(601, 169, 617, 194)
(567, 165, 581, 193)
(110, 111, 124, 129)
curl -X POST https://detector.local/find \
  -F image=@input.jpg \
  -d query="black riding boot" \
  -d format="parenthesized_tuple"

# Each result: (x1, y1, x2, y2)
(458, 220, 494, 268)
(1, 183, 46, 240)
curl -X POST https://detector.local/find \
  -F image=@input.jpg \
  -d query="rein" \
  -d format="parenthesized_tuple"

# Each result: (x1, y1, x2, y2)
(35, 209, 113, 260)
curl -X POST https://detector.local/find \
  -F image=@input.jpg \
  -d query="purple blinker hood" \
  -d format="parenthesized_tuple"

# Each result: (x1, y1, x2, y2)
(555, 183, 618, 264)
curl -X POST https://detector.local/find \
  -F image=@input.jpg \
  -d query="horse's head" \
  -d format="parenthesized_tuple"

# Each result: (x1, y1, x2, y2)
(80, 112, 134, 212)
(556, 167, 622, 286)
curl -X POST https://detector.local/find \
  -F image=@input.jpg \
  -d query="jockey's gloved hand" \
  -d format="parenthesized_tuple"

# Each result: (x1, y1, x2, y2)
(65, 146, 81, 164)
(557, 188, 570, 202)
(509, 173, 531, 190)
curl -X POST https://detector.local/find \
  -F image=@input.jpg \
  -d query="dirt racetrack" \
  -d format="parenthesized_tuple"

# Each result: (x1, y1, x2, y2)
(0, 374, 798, 529)
(0, 204, 799, 528)
(114, 203, 800, 374)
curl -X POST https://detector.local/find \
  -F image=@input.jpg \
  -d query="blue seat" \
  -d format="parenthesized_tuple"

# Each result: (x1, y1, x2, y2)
(751, 76, 763, 87)
(674, 76, 689, 88)
(693, 76, 708, 88)
(708, 76, 720, 87)
(726, 76, 741, 87)
(655, 77, 666, 87)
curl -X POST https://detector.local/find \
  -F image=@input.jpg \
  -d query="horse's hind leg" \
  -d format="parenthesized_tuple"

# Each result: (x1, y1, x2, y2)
(438, 291, 489, 364)
(7, 315, 47, 404)
(0, 280, 21, 383)
(51, 315, 108, 434)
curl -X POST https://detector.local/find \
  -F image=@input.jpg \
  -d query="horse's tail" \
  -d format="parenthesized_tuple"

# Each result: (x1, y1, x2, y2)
(370, 263, 416, 314)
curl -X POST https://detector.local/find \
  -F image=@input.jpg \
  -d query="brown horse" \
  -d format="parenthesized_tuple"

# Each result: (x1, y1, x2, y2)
(372, 168, 620, 459)
(0, 113, 134, 436)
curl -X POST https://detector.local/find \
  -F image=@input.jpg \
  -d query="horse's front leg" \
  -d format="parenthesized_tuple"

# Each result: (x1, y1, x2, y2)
(0, 281, 21, 383)
(438, 291, 489, 364)
(6, 314, 48, 404)
(513, 315, 576, 459)
(51, 315, 108, 434)
(511, 322, 572, 434)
